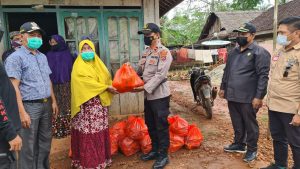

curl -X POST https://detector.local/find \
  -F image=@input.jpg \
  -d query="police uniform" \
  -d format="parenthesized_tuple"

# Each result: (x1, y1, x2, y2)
(138, 42, 173, 156)
(266, 42, 300, 169)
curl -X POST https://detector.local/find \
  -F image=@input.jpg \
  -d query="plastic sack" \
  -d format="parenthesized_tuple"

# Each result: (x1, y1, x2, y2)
(111, 121, 127, 141)
(168, 132, 185, 153)
(125, 116, 148, 140)
(112, 64, 144, 93)
(119, 137, 140, 156)
(110, 130, 119, 155)
(185, 124, 204, 150)
(140, 134, 152, 154)
(168, 115, 189, 137)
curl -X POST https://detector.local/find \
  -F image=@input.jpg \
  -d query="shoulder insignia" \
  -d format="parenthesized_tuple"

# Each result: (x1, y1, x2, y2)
(160, 50, 168, 61)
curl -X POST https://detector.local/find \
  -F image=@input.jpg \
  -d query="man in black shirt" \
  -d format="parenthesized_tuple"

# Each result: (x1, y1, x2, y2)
(0, 30, 22, 168)
(219, 23, 271, 162)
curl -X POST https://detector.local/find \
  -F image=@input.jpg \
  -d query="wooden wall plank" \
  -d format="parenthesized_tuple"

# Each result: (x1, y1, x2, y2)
(103, 0, 141, 6)
(109, 94, 121, 115)
(138, 92, 144, 113)
(1, 0, 141, 6)
(1, 0, 48, 5)
(143, 0, 160, 25)
(120, 93, 139, 115)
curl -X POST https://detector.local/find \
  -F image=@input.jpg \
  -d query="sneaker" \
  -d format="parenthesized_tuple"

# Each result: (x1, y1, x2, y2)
(224, 143, 246, 153)
(243, 151, 257, 162)
(260, 163, 286, 169)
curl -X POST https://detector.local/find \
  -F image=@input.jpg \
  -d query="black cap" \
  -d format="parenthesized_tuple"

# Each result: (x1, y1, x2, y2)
(20, 22, 45, 35)
(233, 23, 256, 33)
(138, 23, 161, 35)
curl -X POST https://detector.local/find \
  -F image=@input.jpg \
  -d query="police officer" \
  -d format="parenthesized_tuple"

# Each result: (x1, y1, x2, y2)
(133, 23, 172, 169)
(261, 16, 300, 169)
(219, 23, 271, 162)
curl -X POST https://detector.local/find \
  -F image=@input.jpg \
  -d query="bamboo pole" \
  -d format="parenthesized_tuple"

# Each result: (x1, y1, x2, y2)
(273, 0, 279, 52)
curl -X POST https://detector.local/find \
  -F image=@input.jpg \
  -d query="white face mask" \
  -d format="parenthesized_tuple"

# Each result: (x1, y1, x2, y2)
(276, 34, 291, 46)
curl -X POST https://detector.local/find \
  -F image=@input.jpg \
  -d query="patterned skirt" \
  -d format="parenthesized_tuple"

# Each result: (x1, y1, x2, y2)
(52, 83, 71, 138)
(71, 97, 111, 169)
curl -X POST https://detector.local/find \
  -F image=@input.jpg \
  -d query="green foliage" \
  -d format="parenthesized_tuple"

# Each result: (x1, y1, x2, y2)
(161, 9, 207, 46)
(230, 0, 263, 10)
(161, 0, 274, 46)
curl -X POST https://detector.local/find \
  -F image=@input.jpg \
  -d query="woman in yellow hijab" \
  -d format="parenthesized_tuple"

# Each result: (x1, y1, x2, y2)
(71, 40, 118, 169)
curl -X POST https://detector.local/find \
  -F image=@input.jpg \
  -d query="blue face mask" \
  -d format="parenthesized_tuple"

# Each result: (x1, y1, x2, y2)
(27, 37, 43, 50)
(276, 34, 291, 46)
(81, 51, 95, 61)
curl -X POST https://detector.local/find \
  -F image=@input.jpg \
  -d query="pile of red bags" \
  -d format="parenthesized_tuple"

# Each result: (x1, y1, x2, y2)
(168, 115, 204, 153)
(112, 64, 144, 93)
(109, 116, 151, 156)
(109, 115, 203, 156)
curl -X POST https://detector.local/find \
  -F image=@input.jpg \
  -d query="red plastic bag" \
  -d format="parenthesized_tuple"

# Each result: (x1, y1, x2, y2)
(185, 124, 204, 150)
(119, 137, 140, 156)
(112, 64, 144, 93)
(111, 121, 127, 141)
(168, 116, 189, 137)
(140, 134, 152, 154)
(110, 130, 119, 155)
(125, 116, 148, 140)
(168, 132, 185, 153)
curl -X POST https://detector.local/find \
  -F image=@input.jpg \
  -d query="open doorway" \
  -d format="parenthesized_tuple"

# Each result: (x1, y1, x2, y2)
(7, 12, 58, 54)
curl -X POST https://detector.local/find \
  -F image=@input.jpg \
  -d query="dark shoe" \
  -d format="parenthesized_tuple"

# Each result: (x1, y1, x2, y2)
(260, 163, 286, 169)
(224, 143, 246, 153)
(152, 155, 169, 169)
(243, 151, 257, 162)
(140, 151, 158, 161)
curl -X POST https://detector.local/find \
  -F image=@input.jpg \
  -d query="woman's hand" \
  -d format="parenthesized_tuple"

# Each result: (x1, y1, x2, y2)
(107, 86, 119, 94)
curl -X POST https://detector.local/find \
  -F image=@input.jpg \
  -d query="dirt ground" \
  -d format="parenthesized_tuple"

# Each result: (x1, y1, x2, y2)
(50, 80, 294, 169)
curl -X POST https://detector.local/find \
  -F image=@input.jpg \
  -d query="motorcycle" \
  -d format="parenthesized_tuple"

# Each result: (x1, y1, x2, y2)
(189, 67, 218, 119)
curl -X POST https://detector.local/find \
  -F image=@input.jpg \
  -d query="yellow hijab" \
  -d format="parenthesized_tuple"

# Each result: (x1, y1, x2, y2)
(71, 40, 113, 118)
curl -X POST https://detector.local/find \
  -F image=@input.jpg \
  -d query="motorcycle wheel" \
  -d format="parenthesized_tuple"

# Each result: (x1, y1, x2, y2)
(204, 99, 212, 119)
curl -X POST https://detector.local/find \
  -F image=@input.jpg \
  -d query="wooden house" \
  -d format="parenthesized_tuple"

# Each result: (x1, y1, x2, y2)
(0, 0, 184, 116)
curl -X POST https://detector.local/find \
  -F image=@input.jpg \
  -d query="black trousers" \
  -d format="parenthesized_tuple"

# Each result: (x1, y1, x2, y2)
(144, 96, 170, 155)
(0, 153, 16, 169)
(269, 110, 300, 168)
(228, 101, 259, 151)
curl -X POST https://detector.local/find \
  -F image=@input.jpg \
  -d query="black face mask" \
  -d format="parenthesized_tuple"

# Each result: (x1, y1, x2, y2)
(236, 37, 249, 47)
(144, 36, 154, 46)
(51, 44, 60, 51)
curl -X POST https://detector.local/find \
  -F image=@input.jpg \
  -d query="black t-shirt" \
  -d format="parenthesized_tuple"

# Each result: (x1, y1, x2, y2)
(0, 62, 21, 152)
(1, 48, 16, 63)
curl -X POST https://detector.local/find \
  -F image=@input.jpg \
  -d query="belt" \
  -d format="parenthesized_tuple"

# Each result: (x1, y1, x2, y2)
(23, 97, 50, 103)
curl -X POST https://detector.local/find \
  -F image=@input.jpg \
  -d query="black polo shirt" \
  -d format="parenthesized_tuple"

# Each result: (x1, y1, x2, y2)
(221, 42, 271, 103)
